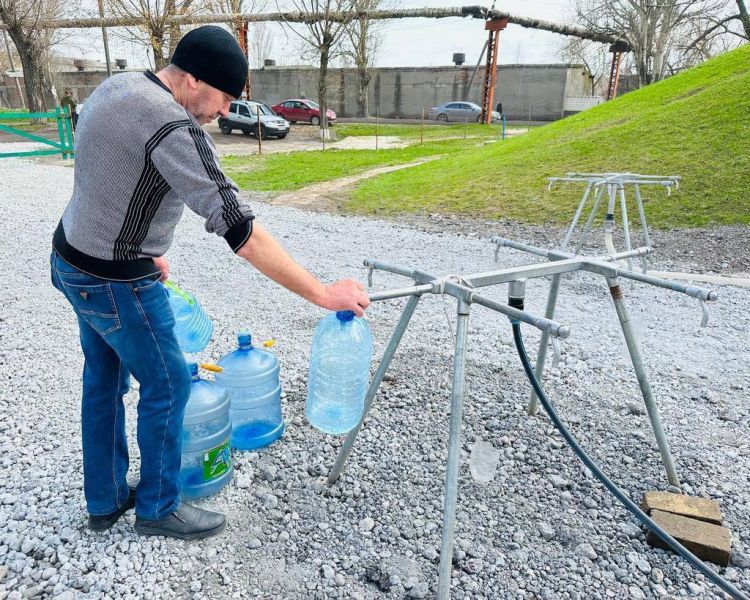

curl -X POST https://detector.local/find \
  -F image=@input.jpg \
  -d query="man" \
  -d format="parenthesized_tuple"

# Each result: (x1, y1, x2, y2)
(50, 25, 369, 540)
(60, 89, 78, 130)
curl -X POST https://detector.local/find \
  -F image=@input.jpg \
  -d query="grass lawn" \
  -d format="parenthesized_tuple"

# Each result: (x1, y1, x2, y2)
(222, 138, 484, 192)
(334, 122, 514, 141)
(346, 45, 750, 229)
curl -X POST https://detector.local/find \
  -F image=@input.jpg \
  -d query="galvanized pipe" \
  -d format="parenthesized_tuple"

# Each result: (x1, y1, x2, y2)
(363, 258, 423, 280)
(369, 284, 433, 301)
(613, 269, 718, 301)
(527, 273, 562, 415)
(561, 183, 593, 250)
(607, 277, 680, 487)
(576, 185, 605, 253)
(326, 294, 422, 484)
(465, 258, 587, 287)
(437, 298, 471, 600)
(550, 177, 678, 187)
(470, 291, 570, 338)
(618, 184, 635, 271)
(633, 184, 650, 273)
(490, 238, 716, 303)
(567, 172, 680, 181)
(492, 236, 651, 263)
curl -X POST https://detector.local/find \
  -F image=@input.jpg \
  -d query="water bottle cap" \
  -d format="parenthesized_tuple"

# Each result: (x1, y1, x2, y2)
(336, 310, 355, 322)
(237, 332, 252, 348)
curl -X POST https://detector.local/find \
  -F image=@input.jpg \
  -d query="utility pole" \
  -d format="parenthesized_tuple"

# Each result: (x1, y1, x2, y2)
(97, 0, 113, 76)
(2, 29, 25, 108)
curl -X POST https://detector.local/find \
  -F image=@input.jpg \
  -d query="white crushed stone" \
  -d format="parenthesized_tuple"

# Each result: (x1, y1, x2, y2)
(0, 156, 748, 599)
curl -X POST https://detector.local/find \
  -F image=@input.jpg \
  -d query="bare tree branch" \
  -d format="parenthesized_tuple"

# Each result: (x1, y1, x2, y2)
(0, 0, 63, 111)
(275, 0, 355, 138)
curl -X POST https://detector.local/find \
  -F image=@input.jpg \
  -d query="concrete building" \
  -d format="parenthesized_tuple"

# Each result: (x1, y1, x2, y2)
(249, 64, 596, 122)
(2, 62, 598, 122)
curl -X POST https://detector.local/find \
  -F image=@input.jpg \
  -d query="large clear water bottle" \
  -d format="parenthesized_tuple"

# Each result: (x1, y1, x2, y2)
(165, 281, 213, 354)
(180, 363, 233, 499)
(306, 311, 373, 435)
(215, 333, 284, 450)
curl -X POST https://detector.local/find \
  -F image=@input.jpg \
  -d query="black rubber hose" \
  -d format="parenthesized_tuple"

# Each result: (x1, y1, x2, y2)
(511, 322, 748, 600)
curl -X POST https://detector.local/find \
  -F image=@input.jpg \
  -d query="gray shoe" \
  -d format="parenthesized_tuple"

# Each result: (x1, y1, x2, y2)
(135, 503, 226, 540)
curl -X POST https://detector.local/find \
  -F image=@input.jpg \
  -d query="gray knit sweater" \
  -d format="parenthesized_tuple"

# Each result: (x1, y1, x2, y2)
(55, 71, 253, 280)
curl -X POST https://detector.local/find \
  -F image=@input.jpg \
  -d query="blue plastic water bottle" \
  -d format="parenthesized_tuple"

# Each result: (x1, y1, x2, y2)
(165, 281, 213, 354)
(306, 311, 373, 435)
(215, 333, 284, 450)
(180, 363, 234, 499)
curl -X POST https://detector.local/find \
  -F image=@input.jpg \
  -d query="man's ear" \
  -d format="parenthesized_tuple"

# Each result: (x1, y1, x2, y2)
(186, 74, 201, 91)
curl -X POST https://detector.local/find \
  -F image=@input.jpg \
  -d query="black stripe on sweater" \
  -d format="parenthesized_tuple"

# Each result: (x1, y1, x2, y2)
(113, 119, 191, 260)
(187, 126, 244, 226)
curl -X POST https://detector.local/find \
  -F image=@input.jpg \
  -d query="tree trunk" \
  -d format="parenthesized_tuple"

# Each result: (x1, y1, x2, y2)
(152, 36, 169, 70)
(6, 30, 55, 112)
(355, 18, 370, 117)
(357, 69, 370, 117)
(318, 39, 331, 140)
(737, 0, 750, 39)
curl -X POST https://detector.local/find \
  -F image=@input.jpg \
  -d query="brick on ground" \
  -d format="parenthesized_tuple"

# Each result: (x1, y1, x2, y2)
(646, 509, 731, 566)
(642, 490, 723, 525)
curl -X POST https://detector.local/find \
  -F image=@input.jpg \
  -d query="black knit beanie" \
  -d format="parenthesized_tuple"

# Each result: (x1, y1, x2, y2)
(171, 26, 248, 99)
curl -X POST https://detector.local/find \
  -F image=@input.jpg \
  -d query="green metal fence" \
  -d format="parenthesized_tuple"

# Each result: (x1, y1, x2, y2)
(0, 106, 74, 159)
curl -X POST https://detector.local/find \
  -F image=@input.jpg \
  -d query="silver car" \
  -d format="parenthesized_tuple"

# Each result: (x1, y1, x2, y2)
(218, 100, 290, 139)
(428, 101, 502, 123)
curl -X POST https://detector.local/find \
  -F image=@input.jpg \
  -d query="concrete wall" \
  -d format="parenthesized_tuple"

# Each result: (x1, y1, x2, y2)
(250, 64, 593, 122)
(2, 64, 594, 122)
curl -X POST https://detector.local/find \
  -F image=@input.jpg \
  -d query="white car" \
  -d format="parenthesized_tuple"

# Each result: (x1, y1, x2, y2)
(428, 101, 502, 123)
(218, 100, 290, 139)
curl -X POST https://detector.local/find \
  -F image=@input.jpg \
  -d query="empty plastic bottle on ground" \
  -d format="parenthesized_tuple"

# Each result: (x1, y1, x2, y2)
(165, 280, 213, 354)
(180, 363, 233, 499)
(215, 333, 284, 450)
(306, 311, 373, 435)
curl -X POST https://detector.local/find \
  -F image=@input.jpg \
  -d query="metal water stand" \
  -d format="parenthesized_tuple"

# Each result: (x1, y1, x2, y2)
(325, 244, 717, 599)
(506, 172, 718, 428)
(548, 171, 680, 273)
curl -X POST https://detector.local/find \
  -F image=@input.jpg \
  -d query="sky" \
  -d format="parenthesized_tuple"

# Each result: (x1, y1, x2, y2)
(54, 1, 575, 69)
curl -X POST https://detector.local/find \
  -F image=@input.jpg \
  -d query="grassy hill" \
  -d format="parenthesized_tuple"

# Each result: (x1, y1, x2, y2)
(347, 44, 750, 228)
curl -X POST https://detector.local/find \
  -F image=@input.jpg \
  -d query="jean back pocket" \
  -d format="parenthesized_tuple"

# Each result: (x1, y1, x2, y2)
(60, 280, 121, 336)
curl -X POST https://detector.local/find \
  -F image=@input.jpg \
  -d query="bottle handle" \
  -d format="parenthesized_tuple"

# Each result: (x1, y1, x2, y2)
(164, 280, 195, 306)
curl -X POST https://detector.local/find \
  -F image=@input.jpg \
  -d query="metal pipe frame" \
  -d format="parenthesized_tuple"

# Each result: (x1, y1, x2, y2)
(437, 298, 471, 600)
(607, 277, 680, 486)
(549, 177, 679, 187)
(327, 258, 577, 599)
(325, 243, 715, 595)
(489, 237, 716, 487)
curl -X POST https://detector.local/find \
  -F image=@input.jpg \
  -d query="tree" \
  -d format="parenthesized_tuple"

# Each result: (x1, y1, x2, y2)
(560, 37, 610, 96)
(342, 0, 383, 117)
(571, 0, 726, 88)
(105, 0, 199, 69)
(205, 0, 271, 68)
(738, 0, 750, 38)
(248, 21, 273, 68)
(0, 0, 61, 111)
(277, 0, 355, 139)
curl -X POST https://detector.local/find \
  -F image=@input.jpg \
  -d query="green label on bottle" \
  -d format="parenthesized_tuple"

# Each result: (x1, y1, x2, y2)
(203, 438, 231, 481)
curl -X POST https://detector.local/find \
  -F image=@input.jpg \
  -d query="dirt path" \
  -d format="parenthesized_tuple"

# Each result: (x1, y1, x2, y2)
(268, 155, 442, 212)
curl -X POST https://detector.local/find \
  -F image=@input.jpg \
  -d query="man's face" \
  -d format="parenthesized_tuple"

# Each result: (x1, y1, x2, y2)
(186, 79, 233, 125)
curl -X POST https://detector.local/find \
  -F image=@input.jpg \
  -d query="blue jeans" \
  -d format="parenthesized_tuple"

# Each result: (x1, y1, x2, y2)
(50, 251, 190, 520)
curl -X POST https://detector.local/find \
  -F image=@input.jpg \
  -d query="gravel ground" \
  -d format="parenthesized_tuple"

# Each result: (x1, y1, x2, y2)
(1, 158, 749, 600)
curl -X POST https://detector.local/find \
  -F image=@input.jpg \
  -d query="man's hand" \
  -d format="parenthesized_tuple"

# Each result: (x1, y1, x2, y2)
(153, 256, 169, 281)
(317, 279, 370, 317)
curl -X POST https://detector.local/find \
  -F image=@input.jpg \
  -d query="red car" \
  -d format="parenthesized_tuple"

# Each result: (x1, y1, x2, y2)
(271, 99, 336, 126)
